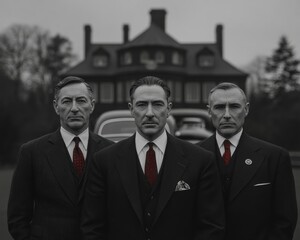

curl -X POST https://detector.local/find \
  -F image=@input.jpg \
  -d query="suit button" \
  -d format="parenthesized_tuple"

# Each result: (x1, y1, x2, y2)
(147, 212, 151, 217)
(150, 195, 154, 200)
(145, 227, 149, 232)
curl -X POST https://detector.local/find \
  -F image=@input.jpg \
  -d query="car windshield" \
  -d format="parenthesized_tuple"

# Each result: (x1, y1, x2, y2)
(99, 118, 136, 135)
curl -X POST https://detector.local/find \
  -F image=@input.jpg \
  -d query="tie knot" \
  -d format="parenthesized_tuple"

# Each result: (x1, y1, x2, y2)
(148, 142, 154, 149)
(73, 137, 81, 145)
(223, 139, 231, 149)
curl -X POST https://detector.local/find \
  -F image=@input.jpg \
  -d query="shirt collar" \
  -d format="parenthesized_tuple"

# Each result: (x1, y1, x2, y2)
(216, 128, 243, 149)
(60, 127, 89, 150)
(135, 130, 167, 155)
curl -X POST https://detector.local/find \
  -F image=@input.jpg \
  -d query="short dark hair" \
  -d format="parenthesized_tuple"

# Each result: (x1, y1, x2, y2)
(208, 82, 247, 104)
(54, 76, 94, 101)
(129, 76, 171, 101)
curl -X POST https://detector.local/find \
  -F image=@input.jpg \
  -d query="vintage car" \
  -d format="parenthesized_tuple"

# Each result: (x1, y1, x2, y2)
(171, 109, 213, 143)
(94, 110, 176, 142)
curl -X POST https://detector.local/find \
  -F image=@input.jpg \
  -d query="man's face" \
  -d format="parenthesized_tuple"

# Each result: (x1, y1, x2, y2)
(208, 88, 249, 138)
(128, 85, 172, 141)
(53, 83, 95, 135)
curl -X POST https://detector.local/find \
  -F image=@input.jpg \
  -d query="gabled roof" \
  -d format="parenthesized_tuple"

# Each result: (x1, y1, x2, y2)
(66, 44, 121, 76)
(120, 24, 182, 49)
(66, 42, 247, 77)
(183, 43, 247, 76)
(65, 17, 246, 78)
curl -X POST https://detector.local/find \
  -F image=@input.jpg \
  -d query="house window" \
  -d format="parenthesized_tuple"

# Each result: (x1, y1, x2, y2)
(202, 82, 216, 103)
(184, 82, 201, 103)
(155, 51, 165, 64)
(167, 80, 182, 103)
(172, 51, 183, 65)
(123, 52, 132, 65)
(126, 80, 134, 101)
(174, 82, 182, 102)
(116, 81, 123, 103)
(93, 54, 108, 67)
(140, 51, 149, 64)
(198, 55, 214, 67)
(100, 82, 114, 103)
(89, 82, 99, 102)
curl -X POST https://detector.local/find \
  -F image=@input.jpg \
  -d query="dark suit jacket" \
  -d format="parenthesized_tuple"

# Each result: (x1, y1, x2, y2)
(81, 133, 225, 240)
(199, 132, 298, 240)
(7, 130, 113, 240)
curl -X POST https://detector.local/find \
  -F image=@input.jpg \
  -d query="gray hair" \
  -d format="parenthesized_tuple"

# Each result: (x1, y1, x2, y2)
(208, 82, 247, 104)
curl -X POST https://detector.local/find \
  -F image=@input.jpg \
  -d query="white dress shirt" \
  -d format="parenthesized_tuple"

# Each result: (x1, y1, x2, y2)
(60, 127, 89, 161)
(216, 129, 243, 157)
(135, 130, 167, 173)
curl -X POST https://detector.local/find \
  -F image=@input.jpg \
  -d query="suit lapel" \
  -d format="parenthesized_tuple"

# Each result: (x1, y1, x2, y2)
(153, 135, 187, 225)
(46, 130, 78, 205)
(115, 136, 144, 226)
(78, 132, 103, 202)
(229, 133, 264, 202)
(200, 134, 221, 170)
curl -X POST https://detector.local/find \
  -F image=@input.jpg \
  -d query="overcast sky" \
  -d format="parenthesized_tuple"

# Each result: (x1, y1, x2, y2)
(1, 0, 299, 68)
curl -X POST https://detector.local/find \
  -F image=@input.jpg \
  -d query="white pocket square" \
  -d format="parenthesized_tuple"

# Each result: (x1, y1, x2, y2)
(175, 180, 190, 191)
(254, 182, 271, 187)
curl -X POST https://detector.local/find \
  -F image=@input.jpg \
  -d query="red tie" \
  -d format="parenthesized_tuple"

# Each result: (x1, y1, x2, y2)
(223, 139, 231, 166)
(145, 142, 158, 186)
(73, 137, 85, 177)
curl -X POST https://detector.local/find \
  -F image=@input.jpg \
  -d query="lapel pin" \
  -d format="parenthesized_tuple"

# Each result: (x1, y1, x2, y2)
(245, 159, 252, 165)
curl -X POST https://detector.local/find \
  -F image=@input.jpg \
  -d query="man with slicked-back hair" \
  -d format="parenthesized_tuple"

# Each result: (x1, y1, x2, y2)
(81, 76, 225, 240)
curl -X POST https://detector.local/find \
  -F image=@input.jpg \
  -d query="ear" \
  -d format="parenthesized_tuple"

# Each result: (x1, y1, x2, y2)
(245, 102, 250, 117)
(90, 99, 95, 114)
(128, 102, 134, 117)
(53, 100, 59, 115)
(207, 104, 212, 117)
(167, 102, 172, 117)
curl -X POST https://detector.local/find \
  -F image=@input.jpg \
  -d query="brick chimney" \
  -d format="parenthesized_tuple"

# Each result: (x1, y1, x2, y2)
(150, 9, 166, 32)
(123, 24, 129, 43)
(84, 25, 91, 58)
(216, 24, 223, 58)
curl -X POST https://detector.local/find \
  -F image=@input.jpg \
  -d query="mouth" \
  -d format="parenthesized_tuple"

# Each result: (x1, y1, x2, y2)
(143, 122, 157, 127)
(220, 122, 235, 128)
(68, 116, 83, 121)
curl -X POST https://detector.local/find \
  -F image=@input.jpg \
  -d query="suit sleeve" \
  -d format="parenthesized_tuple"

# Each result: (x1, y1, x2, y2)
(268, 150, 298, 240)
(194, 151, 225, 240)
(7, 144, 34, 240)
(81, 151, 107, 240)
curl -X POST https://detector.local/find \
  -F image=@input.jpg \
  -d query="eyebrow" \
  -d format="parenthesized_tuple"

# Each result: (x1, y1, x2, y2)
(61, 95, 88, 98)
(213, 102, 242, 106)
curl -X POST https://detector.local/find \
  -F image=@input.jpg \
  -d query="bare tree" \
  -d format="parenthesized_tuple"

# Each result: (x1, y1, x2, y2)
(0, 25, 40, 97)
(0, 24, 76, 101)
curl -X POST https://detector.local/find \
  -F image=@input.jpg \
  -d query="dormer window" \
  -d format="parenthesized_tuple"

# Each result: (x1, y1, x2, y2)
(197, 48, 215, 68)
(93, 54, 108, 67)
(140, 51, 149, 64)
(123, 52, 132, 65)
(198, 55, 214, 67)
(172, 51, 183, 65)
(155, 51, 165, 64)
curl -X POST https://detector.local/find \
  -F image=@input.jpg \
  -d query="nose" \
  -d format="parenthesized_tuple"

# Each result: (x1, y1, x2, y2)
(71, 100, 79, 112)
(145, 104, 154, 118)
(223, 106, 231, 119)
